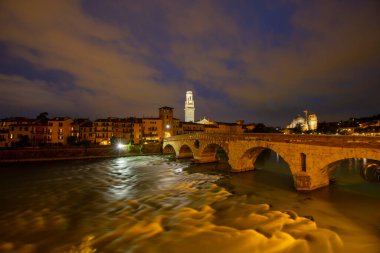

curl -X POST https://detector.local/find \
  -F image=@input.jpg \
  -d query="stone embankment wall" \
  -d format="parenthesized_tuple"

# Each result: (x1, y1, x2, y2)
(0, 144, 162, 162)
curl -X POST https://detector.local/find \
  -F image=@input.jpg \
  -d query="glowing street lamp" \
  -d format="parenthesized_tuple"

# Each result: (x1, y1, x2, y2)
(117, 143, 125, 149)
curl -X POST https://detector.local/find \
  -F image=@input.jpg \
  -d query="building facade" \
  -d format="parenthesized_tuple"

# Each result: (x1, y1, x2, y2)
(47, 117, 73, 145)
(142, 118, 163, 143)
(0, 99, 262, 147)
(78, 121, 95, 144)
(181, 122, 205, 134)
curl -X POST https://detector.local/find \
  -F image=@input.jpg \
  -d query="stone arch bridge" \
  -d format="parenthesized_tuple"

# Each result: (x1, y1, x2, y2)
(163, 133, 380, 191)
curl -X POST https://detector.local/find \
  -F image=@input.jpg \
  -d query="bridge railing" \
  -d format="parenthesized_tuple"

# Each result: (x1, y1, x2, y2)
(164, 133, 380, 148)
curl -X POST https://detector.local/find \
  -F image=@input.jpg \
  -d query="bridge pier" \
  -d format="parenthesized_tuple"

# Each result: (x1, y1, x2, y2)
(293, 172, 329, 191)
(193, 155, 218, 164)
(228, 157, 254, 172)
(177, 152, 193, 159)
(228, 149, 263, 172)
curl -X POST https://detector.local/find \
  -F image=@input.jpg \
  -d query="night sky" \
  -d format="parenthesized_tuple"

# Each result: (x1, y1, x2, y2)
(0, 0, 379, 126)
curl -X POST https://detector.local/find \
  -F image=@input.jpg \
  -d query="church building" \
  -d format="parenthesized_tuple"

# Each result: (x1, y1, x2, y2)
(287, 110, 318, 131)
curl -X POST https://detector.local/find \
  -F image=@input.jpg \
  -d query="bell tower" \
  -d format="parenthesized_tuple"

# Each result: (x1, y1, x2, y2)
(184, 91, 195, 122)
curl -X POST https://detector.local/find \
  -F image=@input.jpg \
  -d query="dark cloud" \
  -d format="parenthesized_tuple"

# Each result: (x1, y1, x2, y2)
(0, 0, 378, 125)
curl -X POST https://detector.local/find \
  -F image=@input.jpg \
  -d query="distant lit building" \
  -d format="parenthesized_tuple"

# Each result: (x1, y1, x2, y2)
(47, 117, 73, 145)
(10, 124, 34, 145)
(359, 120, 380, 128)
(196, 117, 216, 125)
(30, 119, 48, 146)
(142, 118, 163, 143)
(204, 122, 245, 134)
(94, 118, 142, 145)
(0, 129, 9, 147)
(78, 121, 95, 144)
(287, 110, 318, 131)
(308, 113, 318, 130)
(0, 117, 30, 147)
(181, 122, 205, 134)
(288, 115, 306, 129)
(112, 118, 137, 144)
(191, 116, 244, 134)
(94, 118, 114, 145)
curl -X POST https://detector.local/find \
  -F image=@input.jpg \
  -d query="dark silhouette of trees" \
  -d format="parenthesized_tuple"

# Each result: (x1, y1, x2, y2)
(247, 123, 281, 133)
(37, 112, 49, 120)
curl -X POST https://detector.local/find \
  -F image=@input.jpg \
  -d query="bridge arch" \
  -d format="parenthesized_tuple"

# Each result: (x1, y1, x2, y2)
(178, 144, 194, 159)
(198, 142, 229, 163)
(321, 157, 380, 182)
(162, 144, 176, 155)
(317, 149, 379, 173)
(237, 146, 293, 173)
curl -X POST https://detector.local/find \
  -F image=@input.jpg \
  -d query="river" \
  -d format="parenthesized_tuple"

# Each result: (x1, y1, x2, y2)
(0, 152, 379, 253)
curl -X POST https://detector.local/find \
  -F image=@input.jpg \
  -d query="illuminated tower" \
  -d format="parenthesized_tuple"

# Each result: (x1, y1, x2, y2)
(303, 110, 309, 131)
(308, 113, 318, 130)
(184, 91, 195, 122)
(159, 106, 174, 138)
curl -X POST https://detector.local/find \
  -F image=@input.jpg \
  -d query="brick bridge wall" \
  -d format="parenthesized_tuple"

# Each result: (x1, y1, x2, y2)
(163, 133, 380, 190)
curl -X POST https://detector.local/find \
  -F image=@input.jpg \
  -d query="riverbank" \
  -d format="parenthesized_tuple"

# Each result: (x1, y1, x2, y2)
(0, 144, 163, 163)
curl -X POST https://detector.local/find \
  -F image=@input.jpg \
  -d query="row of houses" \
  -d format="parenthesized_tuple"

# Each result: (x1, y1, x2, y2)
(0, 107, 256, 148)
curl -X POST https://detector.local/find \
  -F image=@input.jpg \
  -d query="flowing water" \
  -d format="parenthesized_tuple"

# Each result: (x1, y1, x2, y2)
(0, 152, 379, 253)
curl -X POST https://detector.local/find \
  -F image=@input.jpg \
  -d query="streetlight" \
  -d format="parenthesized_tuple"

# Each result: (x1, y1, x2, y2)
(117, 143, 125, 149)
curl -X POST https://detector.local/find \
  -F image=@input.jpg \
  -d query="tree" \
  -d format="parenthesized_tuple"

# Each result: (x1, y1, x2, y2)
(110, 136, 119, 146)
(16, 135, 30, 147)
(250, 123, 281, 133)
(293, 123, 303, 134)
(251, 123, 267, 133)
(129, 128, 134, 145)
(37, 112, 49, 120)
(67, 136, 78, 145)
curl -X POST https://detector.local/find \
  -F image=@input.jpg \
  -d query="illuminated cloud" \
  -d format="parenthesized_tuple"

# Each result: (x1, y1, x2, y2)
(0, 0, 183, 118)
(0, 0, 378, 125)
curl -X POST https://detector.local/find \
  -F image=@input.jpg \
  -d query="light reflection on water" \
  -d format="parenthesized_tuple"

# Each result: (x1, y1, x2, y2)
(0, 153, 378, 253)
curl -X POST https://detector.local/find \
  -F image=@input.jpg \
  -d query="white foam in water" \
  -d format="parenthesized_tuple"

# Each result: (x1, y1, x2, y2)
(0, 155, 378, 253)
(84, 173, 343, 253)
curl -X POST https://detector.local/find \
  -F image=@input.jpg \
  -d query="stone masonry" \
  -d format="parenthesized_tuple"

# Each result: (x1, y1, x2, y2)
(163, 133, 380, 191)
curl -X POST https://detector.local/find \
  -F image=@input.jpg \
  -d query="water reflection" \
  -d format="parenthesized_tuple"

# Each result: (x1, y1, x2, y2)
(108, 158, 133, 199)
